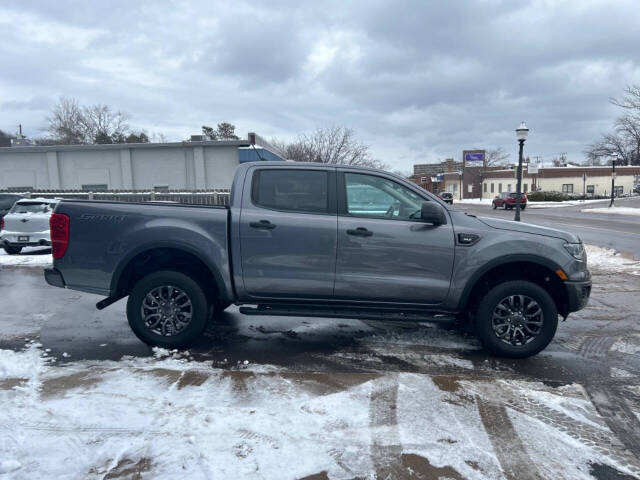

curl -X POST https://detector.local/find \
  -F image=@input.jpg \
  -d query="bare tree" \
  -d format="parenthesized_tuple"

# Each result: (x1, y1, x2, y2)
(276, 126, 384, 168)
(47, 97, 85, 144)
(609, 84, 640, 111)
(81, 104, 129, 144)
(484, 147, 510, 166)
(585, 84, 640, 165)
(46, 97, 136, 145)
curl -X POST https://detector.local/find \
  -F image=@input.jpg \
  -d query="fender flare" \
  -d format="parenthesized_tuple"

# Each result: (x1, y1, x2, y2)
(109, 241, 228, 302)
(456, 253, 565, 311)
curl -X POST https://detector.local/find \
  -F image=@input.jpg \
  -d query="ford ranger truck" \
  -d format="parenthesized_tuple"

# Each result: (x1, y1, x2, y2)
(44, 162, 591, 358)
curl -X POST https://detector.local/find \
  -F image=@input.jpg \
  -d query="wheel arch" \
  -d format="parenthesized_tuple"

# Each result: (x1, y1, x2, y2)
(110, 242, 229, 304)
(458, 255, 569, 317)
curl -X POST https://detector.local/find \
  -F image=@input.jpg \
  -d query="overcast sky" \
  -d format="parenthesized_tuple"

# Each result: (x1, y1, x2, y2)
(1, 0, 639, 170)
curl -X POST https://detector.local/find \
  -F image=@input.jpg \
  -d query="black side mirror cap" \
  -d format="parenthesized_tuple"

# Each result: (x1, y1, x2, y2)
(421, 202, 446, 225)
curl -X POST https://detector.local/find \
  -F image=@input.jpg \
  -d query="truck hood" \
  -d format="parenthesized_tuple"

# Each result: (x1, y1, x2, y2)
(477, 216, 580, 243)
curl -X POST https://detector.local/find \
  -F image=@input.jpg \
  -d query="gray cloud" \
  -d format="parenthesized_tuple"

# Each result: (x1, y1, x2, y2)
(1, 0, 639, 168)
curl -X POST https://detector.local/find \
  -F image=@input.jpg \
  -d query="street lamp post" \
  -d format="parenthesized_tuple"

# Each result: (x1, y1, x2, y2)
(609, 155, 618, 208)
(514, 122, 529, 222)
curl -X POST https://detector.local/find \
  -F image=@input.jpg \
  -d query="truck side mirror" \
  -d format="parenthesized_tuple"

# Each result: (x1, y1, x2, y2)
(421, 202, 446, 226)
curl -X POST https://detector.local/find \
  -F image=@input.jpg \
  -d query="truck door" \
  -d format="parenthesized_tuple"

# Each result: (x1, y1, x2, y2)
(239, 166, 337, 299)
(334, 170, 455, 305)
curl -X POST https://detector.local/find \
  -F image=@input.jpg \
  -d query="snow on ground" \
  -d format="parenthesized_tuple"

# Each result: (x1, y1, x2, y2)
(0, 345, 636, 479)
(0, 247, 52, 266)
(581, 206, 640, 216)
(586, 244, 640, 276)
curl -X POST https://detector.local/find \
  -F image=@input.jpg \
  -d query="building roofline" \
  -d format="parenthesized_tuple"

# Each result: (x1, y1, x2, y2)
(0, 139, 251, 153)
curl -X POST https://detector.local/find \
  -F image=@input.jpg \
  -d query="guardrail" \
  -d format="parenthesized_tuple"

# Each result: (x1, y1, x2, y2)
(0, 189, 232, 206)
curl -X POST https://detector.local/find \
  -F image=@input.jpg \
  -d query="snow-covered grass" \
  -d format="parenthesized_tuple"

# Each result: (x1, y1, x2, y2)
(0, 246, 52, 266)
(586, 244, 640, 276)
(581, 206, 640, 216)
(0, 345, 634, 479)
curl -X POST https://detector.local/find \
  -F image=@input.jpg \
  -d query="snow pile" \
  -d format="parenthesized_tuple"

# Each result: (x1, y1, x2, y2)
(586, 245, 640, 276)
(0, 247, 52, 266)
(581, 206, 640, 216)
(0, 343, 49, 379)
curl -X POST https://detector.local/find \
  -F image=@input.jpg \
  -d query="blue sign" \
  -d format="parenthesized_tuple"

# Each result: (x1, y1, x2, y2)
(464, 151, 484, 167)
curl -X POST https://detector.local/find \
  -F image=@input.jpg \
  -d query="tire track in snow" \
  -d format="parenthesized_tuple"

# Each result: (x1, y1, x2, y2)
(476, 397, 542, 480)
(368, 376, 403, 478)
(586, 385, 640, 470)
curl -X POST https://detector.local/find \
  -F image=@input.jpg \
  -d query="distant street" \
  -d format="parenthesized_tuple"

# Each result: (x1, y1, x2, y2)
(455, 196, 640, 259)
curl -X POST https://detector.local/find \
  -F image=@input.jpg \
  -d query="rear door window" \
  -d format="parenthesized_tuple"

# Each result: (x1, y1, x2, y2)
(252, 169, 329, 214)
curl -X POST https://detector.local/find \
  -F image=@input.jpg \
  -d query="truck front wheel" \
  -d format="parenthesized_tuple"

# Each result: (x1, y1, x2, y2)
(474, 280, 558, 358)
(126, 270, 210, 348)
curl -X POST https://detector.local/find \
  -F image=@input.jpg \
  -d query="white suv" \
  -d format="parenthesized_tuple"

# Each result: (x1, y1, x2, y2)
(0, 198, 59, 254)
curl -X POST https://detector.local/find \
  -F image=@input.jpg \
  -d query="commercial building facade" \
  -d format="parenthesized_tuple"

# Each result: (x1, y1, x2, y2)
(0, 134, 285, 191)
(481, 166, 640, 199)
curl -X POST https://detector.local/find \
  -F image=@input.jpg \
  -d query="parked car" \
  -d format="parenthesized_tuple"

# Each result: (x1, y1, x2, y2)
(0, 198, 59, 254)
(492, 192, 527, 210)
(438, 192, 454, 204)
(44, 162, 590, 358)
(0, 193, 23, 220)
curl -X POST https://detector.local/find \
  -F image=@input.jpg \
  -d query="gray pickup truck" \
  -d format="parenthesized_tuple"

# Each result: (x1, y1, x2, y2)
(44, 162, 591, 357)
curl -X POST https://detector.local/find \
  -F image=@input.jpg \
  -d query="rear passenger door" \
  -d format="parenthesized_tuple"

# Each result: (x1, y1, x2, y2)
(239, 166, 337, 299)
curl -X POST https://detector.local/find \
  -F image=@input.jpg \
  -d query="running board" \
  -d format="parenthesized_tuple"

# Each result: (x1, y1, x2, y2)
(239, 305, 456, 323)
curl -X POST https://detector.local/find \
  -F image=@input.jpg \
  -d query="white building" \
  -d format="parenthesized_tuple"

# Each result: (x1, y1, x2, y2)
(480, 166, 640, 199)
(0, 135, 284, 191)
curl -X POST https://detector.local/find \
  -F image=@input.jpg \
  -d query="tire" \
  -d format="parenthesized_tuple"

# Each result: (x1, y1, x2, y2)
(3, 245, 22, 255)
(126, 270, 210, 348)
(474, 280, 558, 358)
(492, 203, 497, 209)
(503, 203, 508, 210)
(521, 205, 526, 210)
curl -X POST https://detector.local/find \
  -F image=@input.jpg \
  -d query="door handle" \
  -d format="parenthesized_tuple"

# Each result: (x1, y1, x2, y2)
(346, 227, 372, 237)
(249, 220, 276, 230)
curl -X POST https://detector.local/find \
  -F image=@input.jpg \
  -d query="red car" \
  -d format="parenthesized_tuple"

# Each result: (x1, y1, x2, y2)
(492, 192, 527, 210)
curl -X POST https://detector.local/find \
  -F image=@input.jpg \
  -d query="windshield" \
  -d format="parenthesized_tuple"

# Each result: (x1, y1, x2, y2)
(10, 202, 51, 214)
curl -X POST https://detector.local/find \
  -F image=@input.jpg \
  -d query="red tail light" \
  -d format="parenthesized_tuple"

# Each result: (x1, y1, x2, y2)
(50, 213, 70, 259)
(0, 217, 4, 231)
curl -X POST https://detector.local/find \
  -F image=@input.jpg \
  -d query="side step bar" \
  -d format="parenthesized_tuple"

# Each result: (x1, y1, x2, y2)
(239, 305, 456, 323)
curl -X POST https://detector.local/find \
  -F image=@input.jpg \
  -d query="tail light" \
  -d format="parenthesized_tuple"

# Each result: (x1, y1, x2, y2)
(0, 217, 4, 231)
(50, 213, 70, 259)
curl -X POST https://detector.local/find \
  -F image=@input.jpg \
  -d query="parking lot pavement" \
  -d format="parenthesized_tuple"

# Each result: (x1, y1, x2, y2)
(1, 265, 639, 479)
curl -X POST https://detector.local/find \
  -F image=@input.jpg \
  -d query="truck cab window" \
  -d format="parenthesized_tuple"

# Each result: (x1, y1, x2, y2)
(252, 169, 328, 213)
(344, 173, 423, 220)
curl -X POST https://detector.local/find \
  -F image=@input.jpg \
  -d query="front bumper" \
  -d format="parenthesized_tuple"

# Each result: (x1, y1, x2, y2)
(44, 267, 66, 288)
(564, 280, 591, 313)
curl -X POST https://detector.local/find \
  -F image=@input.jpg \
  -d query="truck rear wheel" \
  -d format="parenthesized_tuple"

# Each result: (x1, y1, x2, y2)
(126, 270, 209, 348)
(474, 280, 558, 358)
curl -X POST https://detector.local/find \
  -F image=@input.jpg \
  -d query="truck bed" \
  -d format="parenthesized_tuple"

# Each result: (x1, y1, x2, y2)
(51, 200, 231, 299)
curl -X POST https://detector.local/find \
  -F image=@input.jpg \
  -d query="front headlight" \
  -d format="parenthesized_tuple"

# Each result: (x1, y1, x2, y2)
(564, 243, 585, 260)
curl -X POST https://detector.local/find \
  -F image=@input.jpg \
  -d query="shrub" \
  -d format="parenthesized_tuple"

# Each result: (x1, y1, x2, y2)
(527, 191, 570, 202)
